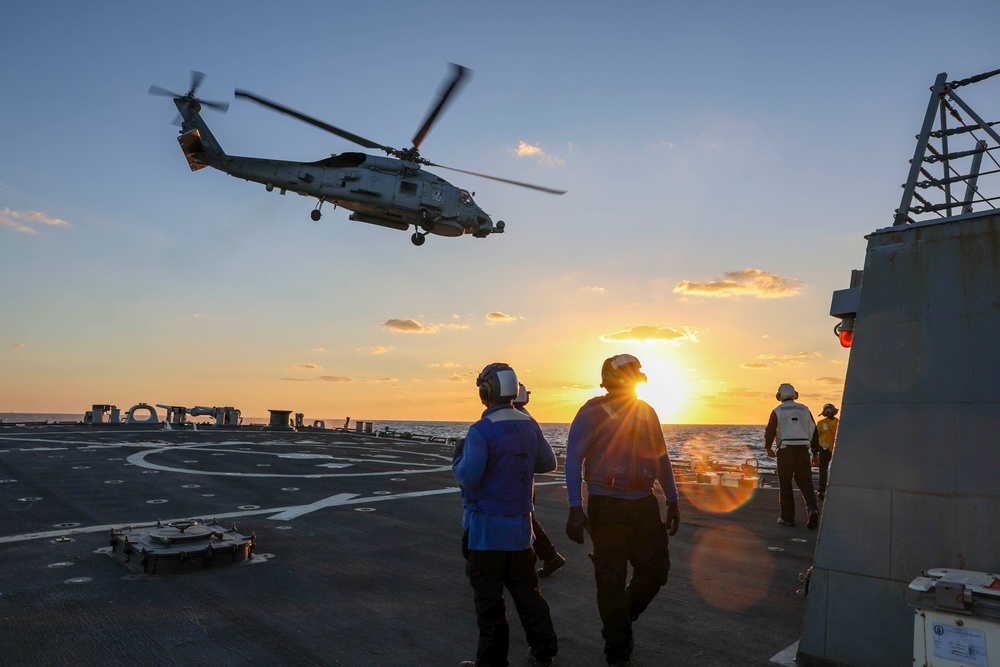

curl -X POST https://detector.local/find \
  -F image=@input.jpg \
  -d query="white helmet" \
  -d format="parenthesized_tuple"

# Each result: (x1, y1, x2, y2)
(776, 383, 798, 401)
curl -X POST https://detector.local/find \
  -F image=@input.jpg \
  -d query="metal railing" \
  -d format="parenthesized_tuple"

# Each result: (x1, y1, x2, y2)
(895, 68, 1000, 225)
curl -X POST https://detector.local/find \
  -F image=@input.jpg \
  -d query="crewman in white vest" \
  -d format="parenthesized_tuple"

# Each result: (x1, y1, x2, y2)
(764, 383, 820, 529)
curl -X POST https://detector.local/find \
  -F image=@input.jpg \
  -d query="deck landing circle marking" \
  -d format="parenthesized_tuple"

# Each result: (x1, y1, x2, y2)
(53, 522, 80, 528)
(768, 546, 786, 552)
(355, 507, 376, 512)
(791, 538, 809, 543)
(48, 562, 73, 568)
(65, 577, 92, 584)
(0, 479, 16, 483)
(127, 442, 451, 478)
(19, 497, 42, 502)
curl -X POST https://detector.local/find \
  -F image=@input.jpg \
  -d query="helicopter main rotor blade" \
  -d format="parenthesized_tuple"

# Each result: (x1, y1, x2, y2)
(235, 89, 389, 152)
(428, 162, 566, 195)
(412, 63, 470, 151)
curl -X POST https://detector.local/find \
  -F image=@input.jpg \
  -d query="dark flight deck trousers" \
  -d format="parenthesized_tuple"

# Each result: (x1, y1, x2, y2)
(587, 493, 670, 665)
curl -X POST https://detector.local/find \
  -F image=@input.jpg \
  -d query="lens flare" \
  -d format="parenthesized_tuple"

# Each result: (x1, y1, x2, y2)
(678, 432, 759, 513)
(690, 523, 774, 611)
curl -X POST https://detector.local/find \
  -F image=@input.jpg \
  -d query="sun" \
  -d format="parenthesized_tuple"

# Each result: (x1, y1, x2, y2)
(635, 354, 688, 422)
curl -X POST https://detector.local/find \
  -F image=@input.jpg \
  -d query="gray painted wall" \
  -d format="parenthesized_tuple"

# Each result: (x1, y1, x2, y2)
(798, 212, 1000, 666)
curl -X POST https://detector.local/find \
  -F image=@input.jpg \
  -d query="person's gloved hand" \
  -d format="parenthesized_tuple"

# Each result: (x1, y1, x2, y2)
(566, 506, 588, 544)
(666, 501, 680, 535)
(452, 437, 465, 461)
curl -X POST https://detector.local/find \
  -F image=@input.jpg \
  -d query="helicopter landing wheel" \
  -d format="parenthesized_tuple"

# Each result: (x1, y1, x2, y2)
(310, 209, 322, 222)
(411, 233, 426, 247)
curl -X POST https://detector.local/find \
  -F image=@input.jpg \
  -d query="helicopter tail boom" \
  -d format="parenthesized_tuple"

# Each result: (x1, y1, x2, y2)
(174, 97, 228, 170)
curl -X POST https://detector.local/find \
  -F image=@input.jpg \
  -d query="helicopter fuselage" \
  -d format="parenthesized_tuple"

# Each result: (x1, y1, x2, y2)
(175, 99, 501, 242)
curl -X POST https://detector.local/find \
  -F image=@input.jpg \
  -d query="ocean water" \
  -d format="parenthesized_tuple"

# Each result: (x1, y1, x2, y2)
(1, 413, 773, 472)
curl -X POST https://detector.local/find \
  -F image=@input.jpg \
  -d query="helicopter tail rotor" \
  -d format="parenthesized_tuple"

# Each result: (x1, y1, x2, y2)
(148, 70, 229, 113)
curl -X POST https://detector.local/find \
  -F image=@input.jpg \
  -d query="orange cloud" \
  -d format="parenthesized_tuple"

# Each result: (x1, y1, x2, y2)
(380, 318, 440, 334)
(600, 325, 699, 345)
(674, 268, 804, 299)
(486, 312, 518, 323)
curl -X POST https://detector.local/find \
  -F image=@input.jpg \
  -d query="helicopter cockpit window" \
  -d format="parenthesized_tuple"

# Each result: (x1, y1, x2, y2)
(459, 190, 473, 205)
(400, 181, 418, 195)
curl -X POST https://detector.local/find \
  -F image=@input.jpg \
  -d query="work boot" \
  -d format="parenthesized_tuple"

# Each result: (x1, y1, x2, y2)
(777, 517, 795, 527)
(807, 510, 819, 530)
(608, 658, 631, 667)
(537, 553, 566, 578)
(526, 647, 553, 666)
(459, 661, 476, 667)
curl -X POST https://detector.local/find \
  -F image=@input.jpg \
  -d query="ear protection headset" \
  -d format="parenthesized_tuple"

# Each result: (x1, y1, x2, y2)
(476, 362, 519, 404)
(776, 383, 799, 401)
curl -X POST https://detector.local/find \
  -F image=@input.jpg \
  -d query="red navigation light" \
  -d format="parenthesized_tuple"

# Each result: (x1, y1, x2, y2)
(839, 328, 853, 348)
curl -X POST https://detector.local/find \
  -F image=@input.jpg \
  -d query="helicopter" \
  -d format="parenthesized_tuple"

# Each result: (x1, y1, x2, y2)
(149, 66, 565, 246)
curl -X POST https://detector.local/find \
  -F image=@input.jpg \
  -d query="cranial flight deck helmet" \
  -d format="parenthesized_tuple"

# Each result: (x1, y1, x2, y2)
(820, 403, 839, 417)
(477, 362, 519, 405)
(514, 383, 530, 407)
(776, 383, 799, 401)
(600, 354, 647, 391)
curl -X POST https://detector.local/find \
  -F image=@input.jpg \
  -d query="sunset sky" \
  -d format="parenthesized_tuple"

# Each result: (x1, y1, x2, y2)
(3, 1, 998, 424)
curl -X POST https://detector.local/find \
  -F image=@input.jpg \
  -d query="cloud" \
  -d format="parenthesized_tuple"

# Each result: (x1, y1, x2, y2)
(368, 346, 390, 354)
(741, 362, 768, 369)
(1, 208, 72, 235)
(446, 323, 471, 330)
(428, 361, 461, 368)
(12, 342, 25, 348)
(586, 286, 606, 293)
(514, 141, 565, 167)
(814, 376, 844, 385)
(280, 375, 353, 383)
(447, 371, 478, 382)
(296, 363, 321, 370)
(486, 311, 518, 323)
(599, 325, 699, 346)
(774, 352, 822, 366)
(673, 268, 804, 299)
(309, 347, 327, 353)
(379, 318, 440, 334)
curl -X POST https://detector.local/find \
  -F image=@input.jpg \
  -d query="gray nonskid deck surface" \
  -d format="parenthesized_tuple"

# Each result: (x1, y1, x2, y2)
(0, 427, 813, 666)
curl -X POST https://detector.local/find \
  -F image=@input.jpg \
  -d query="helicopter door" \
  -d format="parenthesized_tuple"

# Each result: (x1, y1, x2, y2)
(394, 180, 422, 212)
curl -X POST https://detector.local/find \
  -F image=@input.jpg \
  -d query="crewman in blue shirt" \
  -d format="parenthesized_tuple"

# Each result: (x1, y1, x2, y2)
(564, 354, 680, 667)
(454, 363, 559, 667)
